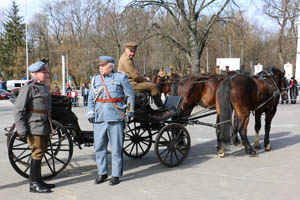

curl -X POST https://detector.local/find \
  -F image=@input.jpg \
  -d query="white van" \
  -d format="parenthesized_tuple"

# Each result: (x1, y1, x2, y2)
(6, 80, 28, 91)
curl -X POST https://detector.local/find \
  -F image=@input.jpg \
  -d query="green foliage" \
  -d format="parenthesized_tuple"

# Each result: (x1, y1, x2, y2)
(0, 1, 26, 80)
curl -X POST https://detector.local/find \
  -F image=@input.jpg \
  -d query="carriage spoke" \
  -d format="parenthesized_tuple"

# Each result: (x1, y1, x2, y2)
(124, 141, 134, 149)
(174, 149, 180, 161)
(176, 148, 185, 155)
(163, 149, 171, 162)
(14, 153, 31, 163)
(141, 140, 150, 146)
(135, 142, 139, 156)
(167, 131, 172, 141)
(170, 151, 173, 164)
(129, 143, 136, 155)
(158, 147, 168, 156)
(43, 154, 54, 174)
(137, 143, 145, 154)
(12, 141, 28, 148)
(44, 151, 66, 165)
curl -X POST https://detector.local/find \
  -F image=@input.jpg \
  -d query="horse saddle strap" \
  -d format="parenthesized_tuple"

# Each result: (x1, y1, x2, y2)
(100, 73, 126, 117)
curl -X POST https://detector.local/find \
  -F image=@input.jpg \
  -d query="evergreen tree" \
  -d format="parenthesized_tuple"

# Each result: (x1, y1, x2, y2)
(0, 0, 26, 79)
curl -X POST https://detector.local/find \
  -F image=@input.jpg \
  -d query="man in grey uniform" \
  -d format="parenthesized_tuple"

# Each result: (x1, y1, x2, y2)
(13, 61, 55, 193)
(88, 56, 135, 185)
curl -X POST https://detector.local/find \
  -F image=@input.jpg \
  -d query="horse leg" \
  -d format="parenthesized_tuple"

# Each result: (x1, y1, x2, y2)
(232, 112, 241, 146)
(253, 112, 262, 149)
(264, 110, 276, 151)
(238, 115, 256, 156)
(216, 114, 226, 158)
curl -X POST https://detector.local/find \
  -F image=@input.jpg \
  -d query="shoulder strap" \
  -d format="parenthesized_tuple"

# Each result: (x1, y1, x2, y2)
(100, 73, 125, 117)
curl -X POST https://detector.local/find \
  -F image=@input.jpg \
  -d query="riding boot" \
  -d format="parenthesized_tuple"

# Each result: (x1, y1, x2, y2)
(29, 159, 52, 193)
(152, 95, 164, 109)
(37, 161, 55, 189)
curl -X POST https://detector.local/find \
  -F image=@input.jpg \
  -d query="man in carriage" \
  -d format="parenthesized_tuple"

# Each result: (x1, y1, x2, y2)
(118, 42, 165, 109)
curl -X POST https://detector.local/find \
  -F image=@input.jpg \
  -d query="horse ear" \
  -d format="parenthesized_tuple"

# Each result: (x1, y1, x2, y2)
(283, 70, 285, 76)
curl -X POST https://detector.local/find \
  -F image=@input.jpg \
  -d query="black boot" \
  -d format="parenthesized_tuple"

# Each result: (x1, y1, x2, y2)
(37, 161, 55, 189)
(29, 159, 52, 193)
(153, 95, 164, 109)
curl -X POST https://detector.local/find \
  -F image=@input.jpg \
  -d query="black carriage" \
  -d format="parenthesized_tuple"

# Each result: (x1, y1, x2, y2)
(4, 92, 192, 179)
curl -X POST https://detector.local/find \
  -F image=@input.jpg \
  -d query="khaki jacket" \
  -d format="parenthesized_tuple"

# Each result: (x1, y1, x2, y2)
(118, 53, 146, 86)
(157, 70, 166, 78)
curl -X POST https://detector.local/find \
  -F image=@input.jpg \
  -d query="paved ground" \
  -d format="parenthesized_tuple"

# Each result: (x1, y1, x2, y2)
(1, 98, 300, 200)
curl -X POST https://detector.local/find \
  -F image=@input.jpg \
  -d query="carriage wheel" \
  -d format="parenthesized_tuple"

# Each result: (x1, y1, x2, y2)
(6, 123, 16, 148)
(7, 120, 73, 179)
(123, 121, 152, 158)
(155, 123, 190, 167)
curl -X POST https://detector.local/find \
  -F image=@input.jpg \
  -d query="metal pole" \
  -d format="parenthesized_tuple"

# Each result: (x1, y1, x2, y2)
(66, 50, 69, 84)
(25, 0, 29, 80)
(295, 16, 300, 82)
(62, 55, 66, 95)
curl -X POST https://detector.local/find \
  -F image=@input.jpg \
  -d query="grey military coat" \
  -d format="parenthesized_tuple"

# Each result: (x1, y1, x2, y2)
(13, 80, 52, 136)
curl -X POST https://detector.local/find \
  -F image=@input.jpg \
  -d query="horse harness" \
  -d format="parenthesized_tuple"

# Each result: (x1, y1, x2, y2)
(253, 72, 281, 113)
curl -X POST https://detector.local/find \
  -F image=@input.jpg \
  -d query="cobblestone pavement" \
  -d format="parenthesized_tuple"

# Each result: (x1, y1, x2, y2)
(1, 99, 300, 200)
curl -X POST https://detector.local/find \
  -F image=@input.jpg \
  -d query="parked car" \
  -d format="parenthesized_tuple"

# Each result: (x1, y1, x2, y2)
(0, 89, 11, 100)
(6, 80, 27, 92)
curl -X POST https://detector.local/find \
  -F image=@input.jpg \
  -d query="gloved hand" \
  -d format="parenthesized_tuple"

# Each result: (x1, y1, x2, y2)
(18, 132, 27, 142)
(88, 117, 95, 123)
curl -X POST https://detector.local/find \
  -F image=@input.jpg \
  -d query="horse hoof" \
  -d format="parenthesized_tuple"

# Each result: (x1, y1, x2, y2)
(218, 151, 228, 158)
(245, 149, 256, 157)
(233, 140, 241, 146)
(254, 143, 261, 149)
(265, 144, 272, 151)
(249, 153, 258, 157)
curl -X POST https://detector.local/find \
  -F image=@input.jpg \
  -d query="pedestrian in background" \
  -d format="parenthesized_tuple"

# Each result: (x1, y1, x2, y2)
(81, 84, 89, 106)
(13, 61, 55, 193)
(290, 77, 298, 104)
(88, 56, 135, 185)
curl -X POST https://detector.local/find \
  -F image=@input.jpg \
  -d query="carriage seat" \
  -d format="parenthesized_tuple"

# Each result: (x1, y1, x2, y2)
(134, 95, 183, 124)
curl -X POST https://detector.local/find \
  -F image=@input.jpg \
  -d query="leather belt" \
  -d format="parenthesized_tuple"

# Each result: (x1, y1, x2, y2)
(96, 98, 123, 103)
(29, 109, 50, 115)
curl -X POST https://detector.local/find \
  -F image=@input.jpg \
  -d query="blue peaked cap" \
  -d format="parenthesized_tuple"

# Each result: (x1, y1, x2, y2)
(28, 62, 46, 72)
(99, 56, 115, 64)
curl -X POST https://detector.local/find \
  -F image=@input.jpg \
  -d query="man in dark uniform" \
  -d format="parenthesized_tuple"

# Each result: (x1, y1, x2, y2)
(118, 42, 164, 109)
(88, 56, 135, 186)
(13, 61, 55, 193)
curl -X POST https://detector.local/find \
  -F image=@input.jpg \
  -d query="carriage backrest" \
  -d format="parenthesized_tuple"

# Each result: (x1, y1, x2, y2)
(165, 96, 184, 115)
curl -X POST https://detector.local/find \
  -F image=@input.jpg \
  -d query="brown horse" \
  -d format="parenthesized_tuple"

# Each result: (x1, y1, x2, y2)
(171, 74, 225, 119)
(215, 66, 287, 157)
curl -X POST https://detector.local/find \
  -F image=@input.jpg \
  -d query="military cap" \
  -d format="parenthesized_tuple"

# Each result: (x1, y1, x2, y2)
(99, 56, 115, 65)
(28, 61, 46, 72)
(125, 42, 138, 51)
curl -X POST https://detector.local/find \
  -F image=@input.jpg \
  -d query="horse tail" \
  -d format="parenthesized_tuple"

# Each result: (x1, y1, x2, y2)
(217, 78, 233, 145)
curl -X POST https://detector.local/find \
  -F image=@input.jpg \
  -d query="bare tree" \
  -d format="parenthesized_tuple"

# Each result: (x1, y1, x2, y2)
(128, 0, 234, 73)
(263, 0, 300, 66)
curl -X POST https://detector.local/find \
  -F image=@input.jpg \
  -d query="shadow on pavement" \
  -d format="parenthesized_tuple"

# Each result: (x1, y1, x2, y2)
(2, 131, 299, 188)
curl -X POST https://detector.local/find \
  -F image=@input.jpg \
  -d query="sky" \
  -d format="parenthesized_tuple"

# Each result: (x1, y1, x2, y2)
(0, 0, 41, 22)
(0, 0, 280, 30)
